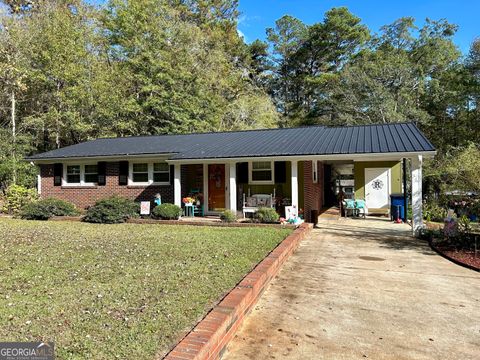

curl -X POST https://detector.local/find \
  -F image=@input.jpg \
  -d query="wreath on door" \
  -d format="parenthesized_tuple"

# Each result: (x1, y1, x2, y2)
(372, 179, 384, 190)
(209, 165, 222, 189)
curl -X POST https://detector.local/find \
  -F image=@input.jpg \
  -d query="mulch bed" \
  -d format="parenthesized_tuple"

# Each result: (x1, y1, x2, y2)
(425, 221, 480, 271)
(430, 242, 480, 271)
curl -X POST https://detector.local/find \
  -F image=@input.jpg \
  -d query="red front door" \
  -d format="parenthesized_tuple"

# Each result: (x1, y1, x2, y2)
(208, 164, 225, 211)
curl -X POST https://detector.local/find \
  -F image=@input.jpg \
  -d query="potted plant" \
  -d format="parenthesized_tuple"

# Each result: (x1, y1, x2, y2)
(182, 197, 195, 206)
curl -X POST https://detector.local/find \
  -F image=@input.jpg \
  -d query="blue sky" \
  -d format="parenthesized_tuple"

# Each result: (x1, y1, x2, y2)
(237, 0, 479, 54)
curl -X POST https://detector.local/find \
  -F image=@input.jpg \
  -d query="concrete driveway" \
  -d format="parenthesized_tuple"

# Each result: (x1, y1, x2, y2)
(224, 218, 480, 360)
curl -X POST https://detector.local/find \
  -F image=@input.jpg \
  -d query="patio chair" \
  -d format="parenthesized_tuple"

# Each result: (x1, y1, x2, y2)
(192, 203, 204, 217)
(343, 199, 367, 218)
(343, 199, 356, 217)
(188, 188, 204, 217)
(355, 199, 367, 219)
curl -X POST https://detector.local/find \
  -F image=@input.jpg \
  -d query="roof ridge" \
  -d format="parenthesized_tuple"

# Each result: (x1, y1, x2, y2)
(88, 122, 417, 142)
(322, 121, 417, 129)
(90, 124, 327, 141)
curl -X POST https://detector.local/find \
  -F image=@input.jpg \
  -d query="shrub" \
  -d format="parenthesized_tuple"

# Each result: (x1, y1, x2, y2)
(152, 203, 182, 220)
(2, 185, 37, 215)
(220, 210, 237, 223)
(424, 201, 447, 222)
(418, 228, 442, 241)
(254, 207, 280, 223)
(83, 196, 139, 224)
(20, 198, 79, 220)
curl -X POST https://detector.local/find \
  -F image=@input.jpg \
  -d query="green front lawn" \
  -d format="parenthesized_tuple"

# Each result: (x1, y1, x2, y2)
(0, 219, 291, 359)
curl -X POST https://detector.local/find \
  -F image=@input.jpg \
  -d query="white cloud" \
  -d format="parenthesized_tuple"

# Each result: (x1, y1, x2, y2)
(237, 28, 248, 42)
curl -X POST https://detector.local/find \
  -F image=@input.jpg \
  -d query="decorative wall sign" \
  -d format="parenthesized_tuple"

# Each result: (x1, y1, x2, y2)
(371, 179, 384, 190)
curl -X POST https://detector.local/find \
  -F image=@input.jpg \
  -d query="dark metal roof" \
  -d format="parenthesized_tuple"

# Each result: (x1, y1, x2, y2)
(27, 122, 435, 161)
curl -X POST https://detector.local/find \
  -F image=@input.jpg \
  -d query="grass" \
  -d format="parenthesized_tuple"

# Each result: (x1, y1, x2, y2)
(0, 218, 292, 359)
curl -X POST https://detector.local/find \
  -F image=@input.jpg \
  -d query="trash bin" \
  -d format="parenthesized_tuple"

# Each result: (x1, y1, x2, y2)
(390, 194, 406, 221)
(311, 209, 319, 225)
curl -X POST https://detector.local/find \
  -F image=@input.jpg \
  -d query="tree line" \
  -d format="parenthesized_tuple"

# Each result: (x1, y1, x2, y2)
(0, 1, 478, 193)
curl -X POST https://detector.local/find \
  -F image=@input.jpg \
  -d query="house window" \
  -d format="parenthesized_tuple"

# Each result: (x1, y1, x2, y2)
(64, 164, 98, 185)
(250, 161, 274, 184)
(312, 161, 318, 183)
(132, 163, 149, 183)
(84, 164, 98, 184)
(153, 162, 170, 183)
(129, 162, 171, 185)
(66, 165, 81, 184)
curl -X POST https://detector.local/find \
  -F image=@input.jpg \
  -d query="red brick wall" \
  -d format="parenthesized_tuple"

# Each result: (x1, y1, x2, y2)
(40, 161, 324, 218)
(40, 163, 174, 209)
(303, 160, 324, 223)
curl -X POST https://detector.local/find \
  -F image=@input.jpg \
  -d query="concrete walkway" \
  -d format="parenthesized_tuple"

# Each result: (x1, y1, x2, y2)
(224, 218, 480, 360)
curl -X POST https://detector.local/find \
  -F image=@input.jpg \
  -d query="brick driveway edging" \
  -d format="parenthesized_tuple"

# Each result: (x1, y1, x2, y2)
(163, 223, 313, 360)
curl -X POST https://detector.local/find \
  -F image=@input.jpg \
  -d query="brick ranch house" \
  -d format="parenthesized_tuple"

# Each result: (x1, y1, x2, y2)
(27, 123, 435, 233)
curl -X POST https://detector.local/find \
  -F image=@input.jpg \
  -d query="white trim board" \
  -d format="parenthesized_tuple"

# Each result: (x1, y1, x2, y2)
(30, 151, 436, 164)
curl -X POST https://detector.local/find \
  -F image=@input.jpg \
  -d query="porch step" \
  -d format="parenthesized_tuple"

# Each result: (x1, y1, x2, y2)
(318, 206, 341, 221)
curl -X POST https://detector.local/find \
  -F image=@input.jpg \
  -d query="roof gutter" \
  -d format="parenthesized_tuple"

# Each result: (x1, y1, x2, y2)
(165, 151, 437, 164)
(26, 153, 176, 164)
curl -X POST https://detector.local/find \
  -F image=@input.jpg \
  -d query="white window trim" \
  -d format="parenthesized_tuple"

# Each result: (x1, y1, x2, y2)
(248, 161, 275, 185)
(312, 161, 318, 183)
(62, 163, 98, 187)
(128, 161, 170, 186)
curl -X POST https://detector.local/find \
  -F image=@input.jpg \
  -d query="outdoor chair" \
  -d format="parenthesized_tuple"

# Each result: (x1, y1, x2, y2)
(192, 203, 204, 217)
(355, 199, 367, 218)
(343, 199, 367, 218)
(188, 188, 204, 217)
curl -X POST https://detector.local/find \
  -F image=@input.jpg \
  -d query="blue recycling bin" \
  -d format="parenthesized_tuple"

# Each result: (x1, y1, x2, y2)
(390, 194, 407, 221)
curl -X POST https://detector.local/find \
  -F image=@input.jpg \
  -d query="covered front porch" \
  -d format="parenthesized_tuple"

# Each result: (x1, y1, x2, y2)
(169, 154, 425, 234)
(174, 160, 303, 219)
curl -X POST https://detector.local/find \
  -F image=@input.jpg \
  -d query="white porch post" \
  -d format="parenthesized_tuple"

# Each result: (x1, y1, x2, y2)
(411, 155, 423, 235)
(174, 164, 181, 207)
(291, 160, 299, 210)
(229, 162, 237, 212)
(37, 174, 42, 195)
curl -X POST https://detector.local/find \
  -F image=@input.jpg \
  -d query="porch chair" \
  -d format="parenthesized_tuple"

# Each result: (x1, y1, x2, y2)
(190, 188, 204, 217)
(192, 203, 204, 217)
(343, 199, 355, 217)
(242, 193, 274, 218)
(343, 199, 367, 218)
(355, 199, 367, 218)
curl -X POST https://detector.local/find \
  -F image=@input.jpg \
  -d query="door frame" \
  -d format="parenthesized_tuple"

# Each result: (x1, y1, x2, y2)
(364, 167, 391, 212)
(203, 163, 229, 215)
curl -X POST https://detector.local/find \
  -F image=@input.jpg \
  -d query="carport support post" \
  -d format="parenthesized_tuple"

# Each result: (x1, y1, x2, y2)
(174, 164, 181, 207)
(291, 160, 299, 211)
(229, 162, 237, 212)
(411, 155, 423, 236)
